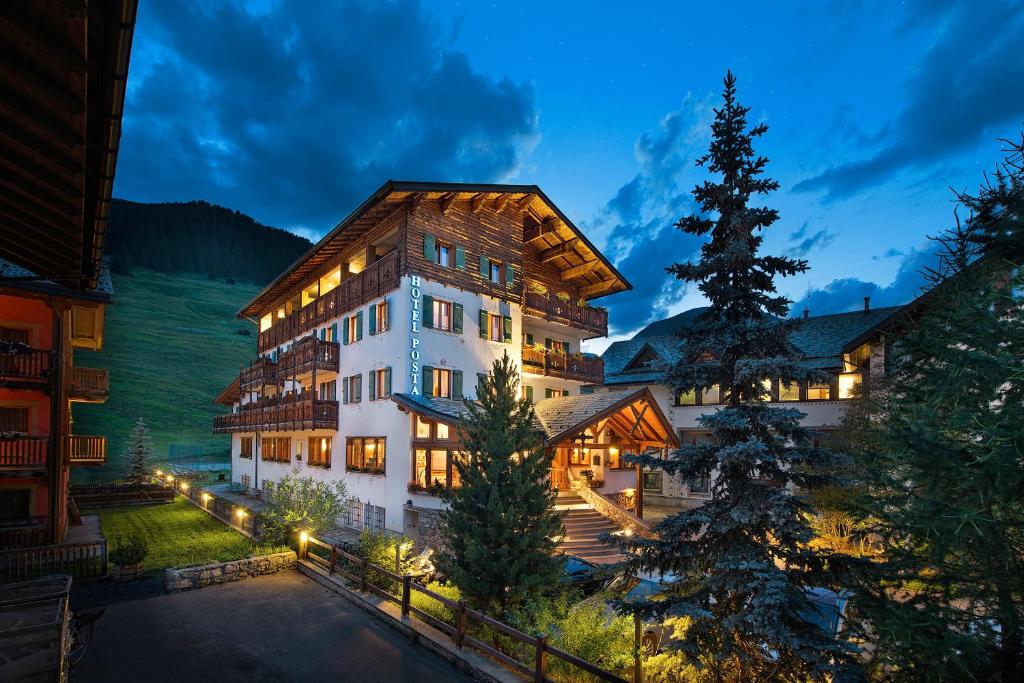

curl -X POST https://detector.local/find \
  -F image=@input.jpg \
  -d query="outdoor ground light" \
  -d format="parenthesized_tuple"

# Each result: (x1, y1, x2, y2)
(155, 469, 163, 476)
(299, 530, 309, 544)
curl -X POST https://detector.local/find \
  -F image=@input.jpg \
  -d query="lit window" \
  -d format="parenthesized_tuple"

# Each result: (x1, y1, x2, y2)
(642, 472, 662, 492)
(260, 314, 272, 332)
(761, 378, 772, 399)
(432, 368, 452, 398)
(277, 307, 286, 320)
(374, 301, 389, 333)
(308, 437, 332, 468)
(435, 242, 452, 268)
(372, 368, 391, 399)
(416, 416, 431, 439)
(807, 382, 831, 400)
(838, 373, 862, 399)
(434, 300, 452, 331)
(319, 266, 341, 295)
(346, 437, 386, 474)
(701, 385, 720, 404)
(779, 379, 800, 401)
(488, 314, 503, 342)
(677, 389, 696, 406)
(436, 423, 449, 440)
(347, 316, 359, 342)
(240, 437, 253, 459)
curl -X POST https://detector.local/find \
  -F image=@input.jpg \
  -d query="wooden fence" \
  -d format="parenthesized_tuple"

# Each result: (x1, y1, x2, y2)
(304, 536, 637, 683)
(70, 482, 175, 508)
(0, 540, 107, 584)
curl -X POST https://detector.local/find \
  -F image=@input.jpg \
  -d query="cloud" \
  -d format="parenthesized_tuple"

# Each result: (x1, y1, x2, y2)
(793, 1, 1024, 201)
(872, 247, 904, 261)
(787, 222, 836, 256)
(584, 95, 715, 334)
(115, 0, 538, 234)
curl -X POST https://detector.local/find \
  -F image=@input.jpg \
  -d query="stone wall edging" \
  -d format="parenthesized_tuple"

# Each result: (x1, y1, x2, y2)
(163, 551, 297, 593)
(574, 482, 651, 537)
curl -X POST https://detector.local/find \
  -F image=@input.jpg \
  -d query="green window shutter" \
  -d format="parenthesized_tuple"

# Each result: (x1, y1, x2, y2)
(342, 377, 349, 404)
(342, 317, 350, 345)
(330, 323, 338, 342)
(452, 303, 463, 334)
(455, 246, 465, 270)
(354, 374, 362, 403)
(562, 341, 570, 354)
(368, 371, 376, 401)
(503, 316, 513, 343)
(320, 327, 327, 341)
(452, 370, 463, 400)
(368, 306, 376, 336)
(476, 373, 487, 396)
(525, 333, 534, 346)
(545, 388, 553, 399)
(423, 366, 434, 396)
(330, 380, 337, 401)
(479, 255, 488, 278)
(478, 309, 488, 339)
(384, 367, 392, 397)
(422, 295, 433, 328)
(545, 338, 553, 349)
(423, 233, 435, 262)
(525, 385, 533, 402)
(505, 264, 514, 287)
(385, 297, 391, 330)
(355, 311, 363, 341)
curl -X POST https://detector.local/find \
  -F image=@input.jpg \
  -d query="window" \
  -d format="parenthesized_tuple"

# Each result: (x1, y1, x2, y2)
(416, 416, 431, 439)
(807, 382, 831, 400)
(435, 242, 452, 267)
(434, 300, 452, 331)
(488, 314, 503, 341)
(524, 385, 534, 402)
(479, 310, 511, 342)
(436, 423, 450, 440)
(423, 366, 463, 399)
(0, 407, 29, 433)
(701, 385, 720, 404)
(0, 326, 29, 344)
(0, 489, 30, 523)
(320, 324, 338, 343)
(344, 498, 363, 529)
(260, 313, 272, 332)
(679, 430, 712, 495)
(433, 368, 451, 398)
(240, 437, 253, 459)
(676, 389, 696, 406)
(606, 446, 631, 470)
(347, 437, 386, 474)
(838, 373, 862, 399)
(413, 448, 465, 489)
(318, 379, 337, 400)
(240, 474, 252, 489)
(370, 301, 389, 335)
(488, 260, 503, 284)
(369, 367, 392, 400)
(688, 475, 711, 495)
(423, 296, 463, 333)
(642, 471, 663, 492)
(545, 338, 571, 354)
(308, 437, 332, 468)
(544, 388, 570, 398)
(779, 379, 800, 401)
(342, 374, 362, 404)
(343, 313, 363, 344)
(261, 437, 291, 463)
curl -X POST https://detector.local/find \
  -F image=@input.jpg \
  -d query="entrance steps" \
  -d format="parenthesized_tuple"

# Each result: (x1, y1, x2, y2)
(555, 491, 626, 564)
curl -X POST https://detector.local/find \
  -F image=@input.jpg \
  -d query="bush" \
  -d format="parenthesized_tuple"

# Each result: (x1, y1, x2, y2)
(356, 529, 414, 593)
(410, 580, 461, 624)
(109, 532, 149, 566)
(260, 471, 348, 546)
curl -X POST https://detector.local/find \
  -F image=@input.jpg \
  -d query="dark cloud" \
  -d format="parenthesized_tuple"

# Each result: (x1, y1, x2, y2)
(872, 247, 905, 261)
(802, 243, 940, 315)
(787, 222, 836, 256)
(793, 1, 1024, 201)
(115, 0, 538, 233)
(585, 96, 713, 334)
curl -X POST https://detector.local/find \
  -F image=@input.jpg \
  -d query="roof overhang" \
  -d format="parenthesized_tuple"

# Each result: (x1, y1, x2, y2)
(213, 376, 241, 406)
(535, 387, 678, 448)
(0, 0, 138, 291)
(238, 180, 631, 319)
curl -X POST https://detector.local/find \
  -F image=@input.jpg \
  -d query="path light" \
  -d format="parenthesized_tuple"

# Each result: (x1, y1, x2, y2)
(155, 469, 163, 476)
(236, 508, 247, 519)
(179, 482, 189, 492)
(299, 530, 309, 544)
(201, 492, 211, 502)
(166, 474, 174, 482)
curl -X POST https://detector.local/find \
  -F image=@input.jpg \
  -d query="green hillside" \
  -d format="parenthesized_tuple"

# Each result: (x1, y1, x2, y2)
(73, 269, 262, 481)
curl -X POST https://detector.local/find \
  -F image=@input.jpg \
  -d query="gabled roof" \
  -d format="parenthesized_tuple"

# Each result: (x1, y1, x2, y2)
(239, 181, 631, 319)
(213, 376, 241, 406)
(0, 258, 113, 303)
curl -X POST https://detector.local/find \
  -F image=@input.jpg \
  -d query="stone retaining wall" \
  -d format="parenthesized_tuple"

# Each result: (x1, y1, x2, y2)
(163, 551, 296, 592)
(575, 483, 651, 537)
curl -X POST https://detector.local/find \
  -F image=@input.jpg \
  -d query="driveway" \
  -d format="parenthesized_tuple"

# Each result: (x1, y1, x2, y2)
(73, 570, 473, 682)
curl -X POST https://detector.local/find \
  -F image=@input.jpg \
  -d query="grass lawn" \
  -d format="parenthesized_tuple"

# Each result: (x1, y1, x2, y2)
(96, 496, 286, 573)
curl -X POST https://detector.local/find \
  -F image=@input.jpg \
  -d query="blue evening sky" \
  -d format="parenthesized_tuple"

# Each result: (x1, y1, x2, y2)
(115, 0, 1024, 350)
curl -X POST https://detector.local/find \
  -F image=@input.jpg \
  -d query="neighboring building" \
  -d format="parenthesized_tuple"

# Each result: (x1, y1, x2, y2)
(594, 302, 905, 511)
(0, 0, 138, 548)
(214, 182, 676, 547)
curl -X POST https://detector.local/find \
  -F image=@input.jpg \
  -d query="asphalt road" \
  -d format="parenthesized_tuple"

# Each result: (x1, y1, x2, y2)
(72, 570, 473, 682)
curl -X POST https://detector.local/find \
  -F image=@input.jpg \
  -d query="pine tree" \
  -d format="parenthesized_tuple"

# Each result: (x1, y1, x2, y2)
(437, 351, 564, 616)
(124, 417, 154, 482)
(618, 72, 860, 681)
(842, 134, 1024, 681)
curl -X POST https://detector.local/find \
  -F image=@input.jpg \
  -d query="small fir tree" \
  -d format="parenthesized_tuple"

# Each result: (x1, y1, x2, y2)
(124, 417, 153, 482)
(437, 351, 563, 616)
(842, 134, 1024, 681)
(618, 72, 860, 681)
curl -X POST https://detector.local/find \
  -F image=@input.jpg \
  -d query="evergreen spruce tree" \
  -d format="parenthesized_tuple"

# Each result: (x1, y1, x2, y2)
(842, 134, 1024, 681)
(124, 417, 154, 482)
(618, 72, 860, 681)
(437, 351, 563, 616)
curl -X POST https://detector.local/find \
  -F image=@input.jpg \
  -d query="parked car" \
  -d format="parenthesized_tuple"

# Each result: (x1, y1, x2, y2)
(559, 554, 607, 596)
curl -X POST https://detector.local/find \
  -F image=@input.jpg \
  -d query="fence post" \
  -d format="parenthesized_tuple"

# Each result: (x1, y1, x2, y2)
(401, 575, 411, 619)
(360, 558, 368, 592)
(534, 633, 548, 683)
(455, 600, 467, 648)
(634, 612, 643, 683)
(329, 546, 337, 575)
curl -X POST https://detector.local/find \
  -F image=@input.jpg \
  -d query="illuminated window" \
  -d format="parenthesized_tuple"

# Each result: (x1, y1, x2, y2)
(319, 266, 341, 295)
(434, 300, 452, 331)
(761, 378, 773, 399)
(779, 379, 800, 401)
(261, 437, 291, 463)
(373, 301, 389, 333)
(488, 314, 503, 342)
(838, 373, 862, 399)
(701, 385, 720, 404)
(436, 423, 450, 440)
(412, 449, 462, 489)
(432, 368, 452, 398)
(371, 368, 391, 400)
(239, 437, 253, 459)
(301, 284, 318, 307)
(807, 382, 831, 400)
(677, 389, 696, 406)
(260, 314, 273, 332)
(308, 437, 332, 468)
(416, 416, 431, 439)
(346, 437, 386, 474)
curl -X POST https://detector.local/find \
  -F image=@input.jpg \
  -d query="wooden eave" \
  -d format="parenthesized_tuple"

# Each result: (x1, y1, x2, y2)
(213, 376, 241, 406)
(0, 0, 138, 291)
(545, 388, 678, 448)
(239, 181, 632, 319)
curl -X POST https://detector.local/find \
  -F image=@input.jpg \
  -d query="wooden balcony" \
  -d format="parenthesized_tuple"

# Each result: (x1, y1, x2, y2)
(213, 394, 339, 433)
(522, 290, 608, 338)
(278, 336, 340, 380)
(0, 435, 48, 470)
(69, 435, 106, 465)
(258, 249, 401, 353)
(0, 347, 51, 387)
(0, 517, 48, 549)
(69, 366, 109, 402)
(240, 356, 277, 392)
(521, 347, 604, 384)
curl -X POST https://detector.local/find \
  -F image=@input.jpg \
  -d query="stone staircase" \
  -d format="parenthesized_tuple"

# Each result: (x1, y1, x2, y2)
(555, 491, 626, 564)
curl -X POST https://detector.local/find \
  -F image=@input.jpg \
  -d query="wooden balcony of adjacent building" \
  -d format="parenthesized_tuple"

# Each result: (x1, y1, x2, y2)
(240, 336, 340, 391)
(0, 346, 51, 389)
(0, 516, 48, 549)
(213, 393, 339, 433)
(69, 366, 109, 402)
(521, 347, 604, 384)
(69, 435, 106, 466)
(522, 289, 608, 338)
(0, 435, 47, 472)
(257, 249, 401, 353)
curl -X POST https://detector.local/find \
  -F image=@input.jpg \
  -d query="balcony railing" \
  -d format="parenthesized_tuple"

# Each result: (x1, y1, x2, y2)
(277, 336, 340, 380)
(0, 347, 51, 385)
(522, 290, 608, 338)
(69, 366, 109, 401)
(240, 356, 277, 391)
(0, 517, 48, 549)
(69, 435, 106, 465)
(0, 435, 48, 468)
(258, 250, 401, 353)
(521, 347, 604, 384)
(213, 394, 339, 433)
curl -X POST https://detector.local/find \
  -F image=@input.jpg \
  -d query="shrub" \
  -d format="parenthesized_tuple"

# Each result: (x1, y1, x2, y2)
(410, 580, 461, 624)
(356, 529, 414, 592)
(260, 470, 348, 546)
(109, 532, 149, 566)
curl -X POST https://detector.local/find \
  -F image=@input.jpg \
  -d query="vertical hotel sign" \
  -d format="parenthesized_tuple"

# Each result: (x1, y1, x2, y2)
(409, 275, 422, 395)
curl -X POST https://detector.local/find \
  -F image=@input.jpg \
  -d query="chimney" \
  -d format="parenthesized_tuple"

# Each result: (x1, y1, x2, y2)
(863, 296, 871, 312)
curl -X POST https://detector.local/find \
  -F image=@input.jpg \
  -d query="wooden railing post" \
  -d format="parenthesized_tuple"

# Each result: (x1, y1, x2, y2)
(401, 575, 411, 619)
(329, 545, 337, 575)
(534, 633, 548, 683)
(360, 557, 368, 592)
(634, 612, 643, 683)
(455, 600, 467, 648)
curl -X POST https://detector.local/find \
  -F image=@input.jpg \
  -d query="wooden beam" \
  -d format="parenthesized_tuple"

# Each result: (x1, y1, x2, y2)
(524, 217, 559, 244)
(516, 194, 534, 210)
(560, 259, 599, 281)
(406, 193, 423, 213)
(438, 193, 456, 215)
(580, 280, 611, 298)
(492, 194, 512, 213)
(539, 239, 579, 264)
(470, 193, 487, 214)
